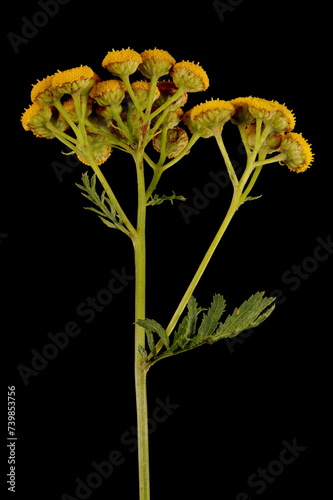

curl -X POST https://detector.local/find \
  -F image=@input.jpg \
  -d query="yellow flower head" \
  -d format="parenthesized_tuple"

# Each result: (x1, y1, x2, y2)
(170, 61, 209, 92)
(279, 132, 314, 173)
(230, 97, 296, 132)
(31, 74, 59, 104)
(90, 79, 126, 106)
(21, 102, 54, 138)
(130, 80, 160, 108)
(52, 66, 99, 95)
(153, 126, 188, 158)
(267, 101, 296, 132)
(183, 99, 235, 137)
(102, 48, 142, 77)
(139, 49, 176, 78)
(230, 97, 276, 123)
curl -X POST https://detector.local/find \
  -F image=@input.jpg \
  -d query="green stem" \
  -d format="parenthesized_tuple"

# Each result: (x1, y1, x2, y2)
(214, 132, 239, 187)
(110, 107, 134, 143)
(252, 152, 286, 167)
(157, 125, 169, 166)
(144, 75, 159, 121)
(121, 74, 145, 119)
(160, 132, 201, 171)
(240, 164, 263, 203)
(149, 86, 185, 121)
(145, 167, 163, 202)
(165, 186, 242, 338)
(145, 133, 201, 202)
(133, 151, 150, 500)
(53, 98, 82, 141)
(46, 123, 82, 155)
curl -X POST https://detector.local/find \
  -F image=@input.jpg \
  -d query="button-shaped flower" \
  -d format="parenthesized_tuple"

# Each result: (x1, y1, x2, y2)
(152, 126, 188, 158)
(90, 79, 126, 106)
(21, 102, 54, 138)
(267, 101, 296, 132)
(230, 97, 275, 124)
(52, 66, 99, 95)
(130, 81, 160, 109)
(230, 97, 296, 132)
(102, 48, 142, 77)
(77, 134, 112, 166)
(170, 61, 209, 92)
(139, 49, 176, 78)
(279, 132, 314, 172)
(31, 74, 62, 104)
(183, 99, 235, 137)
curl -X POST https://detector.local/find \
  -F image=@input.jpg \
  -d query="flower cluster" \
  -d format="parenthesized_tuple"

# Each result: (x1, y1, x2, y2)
(184, 96, 313, 172)
(22, 48, 212, 164)
(21, 48, 313, 173)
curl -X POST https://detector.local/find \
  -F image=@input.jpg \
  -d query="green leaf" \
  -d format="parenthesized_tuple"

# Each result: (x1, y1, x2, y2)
(138, 345, 148, 362)
(191, 294, 226, 346)
(214, 292, 275, 340)
(243, 195, 262, 203)
(76, 172, 124, 230)
(98, 217, 117, 229)
(171, 296, 201, 350)
(147, 191, 186, 206)
(137, 318, 170, 352)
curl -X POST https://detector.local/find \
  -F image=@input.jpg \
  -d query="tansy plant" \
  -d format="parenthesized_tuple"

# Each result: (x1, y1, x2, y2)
(21, 48, 313, 499)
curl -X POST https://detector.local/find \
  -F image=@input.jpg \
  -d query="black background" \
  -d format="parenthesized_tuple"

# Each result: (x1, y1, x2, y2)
(2, 1, 330, 499)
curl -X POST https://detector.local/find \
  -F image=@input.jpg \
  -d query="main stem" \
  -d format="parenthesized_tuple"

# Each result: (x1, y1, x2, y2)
(133, 151, 150, 500)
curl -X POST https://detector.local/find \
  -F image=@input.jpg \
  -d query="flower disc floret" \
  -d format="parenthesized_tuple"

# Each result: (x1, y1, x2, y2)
(170, 61, 209, 92)
(52, 66, 98, 95)
(279, 132, 314, 173)
(102, 49, 142, 77)
(139, 49, 176, 78)
(90, 79, 126, 106)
